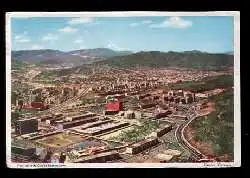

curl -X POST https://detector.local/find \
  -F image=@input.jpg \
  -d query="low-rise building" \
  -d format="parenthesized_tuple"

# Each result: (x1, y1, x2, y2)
(15, 117, 38, 135)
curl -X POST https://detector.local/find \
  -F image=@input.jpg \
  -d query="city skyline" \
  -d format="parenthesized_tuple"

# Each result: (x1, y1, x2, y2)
(11, 16, 234, 53)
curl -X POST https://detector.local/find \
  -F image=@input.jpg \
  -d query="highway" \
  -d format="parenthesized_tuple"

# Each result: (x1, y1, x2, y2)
(175, 111, 205, 161)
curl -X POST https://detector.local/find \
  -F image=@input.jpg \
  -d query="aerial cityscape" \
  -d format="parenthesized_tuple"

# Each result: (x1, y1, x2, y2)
(9, 15, 235, 165)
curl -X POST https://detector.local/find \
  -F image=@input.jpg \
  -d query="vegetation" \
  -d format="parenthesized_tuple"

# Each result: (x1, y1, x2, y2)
(71, 48, 133, 57)
(168, 75, 233, 92)
(11, 82, 33, 105)
(11, 111, 20, 124)
(96, 51, 233, 69)
(34, 71, 54, 80)
(35, 66, 91, 79)
(191, 90, 234, 160)
(111, 120, 161, 142)
(12, 60, 29, 71)
(11, 49, 64, 63)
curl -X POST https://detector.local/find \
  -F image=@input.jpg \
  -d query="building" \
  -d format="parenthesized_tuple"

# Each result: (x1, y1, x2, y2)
(124, 110, 135, 119)
(176, 90, 183, 96)
(30, 101, 49, 110)
(137, 93, 151, 100)
(15, 117, 38, 135)
(195, 93, 208, 99)
(155, 110, 172, 119)
(106, 101, 123, 112)
(104, 101, 123, 115)
(139, 103, 156, 109)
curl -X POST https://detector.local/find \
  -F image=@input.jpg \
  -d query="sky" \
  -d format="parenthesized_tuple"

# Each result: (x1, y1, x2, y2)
(11, 16, 234, 53)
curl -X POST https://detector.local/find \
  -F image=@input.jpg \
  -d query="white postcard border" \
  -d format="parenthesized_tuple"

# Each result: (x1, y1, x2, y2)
(6, 11, 240, 168)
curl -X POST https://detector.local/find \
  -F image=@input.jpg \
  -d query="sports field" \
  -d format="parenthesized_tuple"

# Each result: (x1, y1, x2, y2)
(36, 133, 88, 148)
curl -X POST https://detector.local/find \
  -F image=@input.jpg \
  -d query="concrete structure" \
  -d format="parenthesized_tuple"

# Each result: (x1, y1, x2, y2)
(155, 154, 174, 162)
(155, 110, 172, 119)
(15, 117, 38, 135)
(22, 131, 63, 140)
(104, 110, 120, 115)
(57, 117, 99, 130)
(71, 151, 120, 163)
(134, 111, 142, 119)
(106, 101, 123, 112)
(164, 149, 182, 157)
(126, 137, 158, 154)
(64, 113, 96, 122)
(139, 103, 156, 109)
(124, 110, 135, 119)
(151, 125, 172, 137)
(81, 122, 129, 136)
(195, 93, 209, 99)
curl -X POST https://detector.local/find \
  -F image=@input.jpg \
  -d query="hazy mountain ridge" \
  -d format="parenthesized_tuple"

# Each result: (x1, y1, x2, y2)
(69, 48, 133, 58)
(11, 49, 234, 69)
(11, 48, 133, 65)
(95, 51, 234, 69)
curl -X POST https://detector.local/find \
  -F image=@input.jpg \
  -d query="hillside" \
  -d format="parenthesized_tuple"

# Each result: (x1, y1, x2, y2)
(69, 48, 133, 58)
(12, 49, 64, 60)
(11, 60, 29, 70)
(11, 48, 133, 66)
(12, 49, 92, 66)
(96, 51, 234, 69)
(168, 74, 234, 161)
(190, 89, 234, 161)
(168, 75, 233, 92)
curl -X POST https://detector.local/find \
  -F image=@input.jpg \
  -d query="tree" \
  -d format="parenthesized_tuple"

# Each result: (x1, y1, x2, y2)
(35, 95, 42, 102)
(11, 111, 20, 125)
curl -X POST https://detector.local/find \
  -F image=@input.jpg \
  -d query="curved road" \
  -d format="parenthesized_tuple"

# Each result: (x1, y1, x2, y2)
(175, 112, 206, 161)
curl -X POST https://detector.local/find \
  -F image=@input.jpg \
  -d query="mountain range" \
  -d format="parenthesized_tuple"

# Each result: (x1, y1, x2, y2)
(11, 48, 133, 65)
(11, 48, 234, 69)
(95, 51, 234, 70)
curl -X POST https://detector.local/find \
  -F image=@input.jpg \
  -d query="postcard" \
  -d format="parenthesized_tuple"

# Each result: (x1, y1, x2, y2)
(6, 11, 240, 168)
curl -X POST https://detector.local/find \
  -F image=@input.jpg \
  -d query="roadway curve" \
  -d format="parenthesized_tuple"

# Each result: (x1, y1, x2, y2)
(175, 112, 206, 161)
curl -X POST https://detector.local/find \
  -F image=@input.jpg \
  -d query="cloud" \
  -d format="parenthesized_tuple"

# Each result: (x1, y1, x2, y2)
(74, 39, 83, 43)
(58, 26, 78, 33)
(129, 23, 139, 27)
(31, 44, 44, 50)
(74, 37, 84, 44)
(14, 35, 23, 40)
(129, 20, 152, 27)
(80, 45, 86, 49)
(107, 41, 125, 51)
(68, 17, 94, 24)
(14, 32, 31, 43)
(149, 17, 192, 28)
(41, 33, 58, 42)
(17, 38, 31, 43)
(141, 20, 152, 24)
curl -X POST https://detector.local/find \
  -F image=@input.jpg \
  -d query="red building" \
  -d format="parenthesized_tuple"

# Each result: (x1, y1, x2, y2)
(30, 102, 49, 110)
(106, 101, 123, 111)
